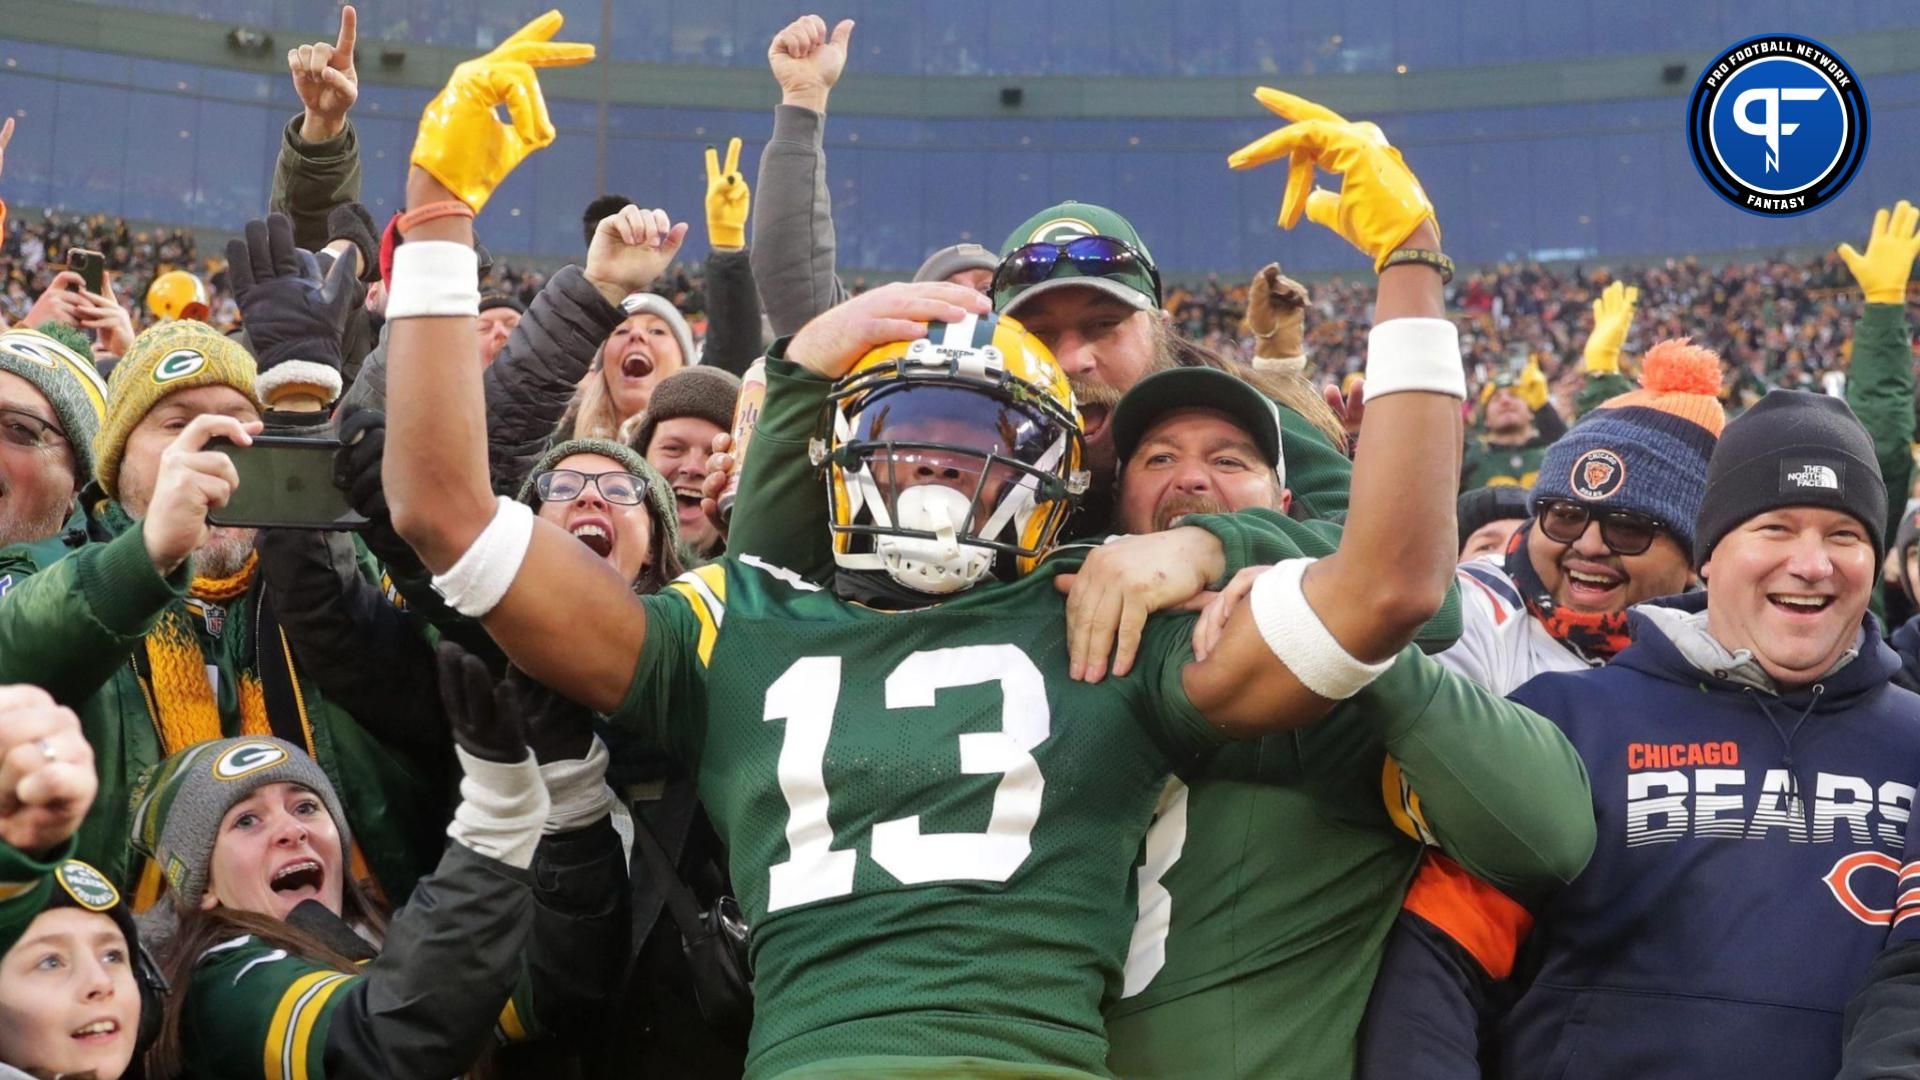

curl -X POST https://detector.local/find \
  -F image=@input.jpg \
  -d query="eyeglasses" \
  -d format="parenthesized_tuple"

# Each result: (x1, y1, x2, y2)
(0, 406, 65, 452)
(1535, 498, 1666, 557)
(992, 236, 1163, 306)
(533, 469, 649, 506)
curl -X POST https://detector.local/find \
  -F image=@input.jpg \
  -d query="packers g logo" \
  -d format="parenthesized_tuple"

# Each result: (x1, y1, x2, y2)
(1569, 449, 1626, 501)
(0, 333, 72, 370)
(54, 861, 119, 911)
(1687, 34, 1868, 217)
(1027, 217, 1097, 245)
(213, 740, 288, 781)
(152, 348, 207, 384)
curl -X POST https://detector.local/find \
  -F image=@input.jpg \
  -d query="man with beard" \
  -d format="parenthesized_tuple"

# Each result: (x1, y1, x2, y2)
(0, 321, 438, 904)
(0, 328, 105, 549)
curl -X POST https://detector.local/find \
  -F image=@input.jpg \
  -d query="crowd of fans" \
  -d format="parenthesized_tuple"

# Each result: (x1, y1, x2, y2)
(2, 7, 1920, 1080)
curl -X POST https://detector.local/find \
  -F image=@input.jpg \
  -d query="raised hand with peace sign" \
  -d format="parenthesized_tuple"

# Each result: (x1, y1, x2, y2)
(410, 10, 595, 212)
(705, 136, 751, 251)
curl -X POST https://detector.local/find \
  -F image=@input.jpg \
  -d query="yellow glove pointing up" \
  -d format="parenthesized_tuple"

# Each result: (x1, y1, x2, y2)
(705, 136, 751, 250)
(1583, 280, 1639, 375)
(1837, 200, 1920, 305)
(1228, 88, 1438, 270)
(1514, 357, 1550, 411)
(411, 11, 594, 212)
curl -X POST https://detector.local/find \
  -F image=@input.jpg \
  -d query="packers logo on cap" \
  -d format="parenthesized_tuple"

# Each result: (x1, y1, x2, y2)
(1571, 448, 1626, 501)
(55, 861, 119, 911)
(153, 348, 207, 385)
(213, 740, 288, 781)
(1028, 217, 1097, 244)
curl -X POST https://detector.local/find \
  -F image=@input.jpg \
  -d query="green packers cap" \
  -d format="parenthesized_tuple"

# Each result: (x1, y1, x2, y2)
(995, 201, 1161, 316)
(1111, 366, 1286, 487)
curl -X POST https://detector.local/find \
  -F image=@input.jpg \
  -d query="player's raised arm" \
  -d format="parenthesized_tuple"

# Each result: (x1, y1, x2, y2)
(1185, 90, 1462, 735)
(380, 14, 645, 713)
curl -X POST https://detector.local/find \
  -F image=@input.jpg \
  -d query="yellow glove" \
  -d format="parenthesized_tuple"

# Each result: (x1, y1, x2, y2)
(411, 11, 594, 211)
(1582, 280, 1639, 375)
(705, 137, 751, 250)
(1837, 200, 1920, 305)
(1515, 358, 1549, 411)
(1228, 88, 1438, 270)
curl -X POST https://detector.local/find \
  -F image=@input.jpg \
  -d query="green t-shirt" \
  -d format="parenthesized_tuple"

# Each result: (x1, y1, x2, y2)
(612, 557, 1228, 1080)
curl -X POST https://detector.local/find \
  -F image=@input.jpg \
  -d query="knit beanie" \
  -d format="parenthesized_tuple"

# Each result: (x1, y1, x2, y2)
(1694, 389, 1887, 569)
(628, 365, 741, 456)
(620, 292, 698, 369)
(913, 242, 998, 284)
(519, 436, 679, 547)
(0, 857, 139, 964)
(1531, 339, 1727, 553)
(128, 737, 351, 913)
(0, 327, 108, 479)
(1458, 485, 1532, 548)
(95, 319, 259, 499)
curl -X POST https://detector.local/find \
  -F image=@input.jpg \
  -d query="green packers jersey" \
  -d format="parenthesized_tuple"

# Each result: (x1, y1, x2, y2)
(613, 556, 1227, 1080)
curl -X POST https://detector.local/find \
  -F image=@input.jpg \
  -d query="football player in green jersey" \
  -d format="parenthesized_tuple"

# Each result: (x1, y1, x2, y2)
(380, 39, 1468, 1080)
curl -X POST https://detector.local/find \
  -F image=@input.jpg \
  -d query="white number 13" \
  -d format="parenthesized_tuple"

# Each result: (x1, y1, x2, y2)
(762, 645, 1050, 912)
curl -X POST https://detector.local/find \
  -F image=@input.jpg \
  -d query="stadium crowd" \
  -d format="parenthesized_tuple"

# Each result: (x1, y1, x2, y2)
(1, 7, 1919, 1080)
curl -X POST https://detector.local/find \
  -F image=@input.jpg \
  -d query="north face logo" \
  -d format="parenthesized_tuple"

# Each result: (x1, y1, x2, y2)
(1787, 464, 1840, 490)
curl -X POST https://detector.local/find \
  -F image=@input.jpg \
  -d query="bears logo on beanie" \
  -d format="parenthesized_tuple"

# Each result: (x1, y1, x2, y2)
(1531, 339, 1727, 553)
(94, 320, 259, 500)
(128, 736, 351, 913)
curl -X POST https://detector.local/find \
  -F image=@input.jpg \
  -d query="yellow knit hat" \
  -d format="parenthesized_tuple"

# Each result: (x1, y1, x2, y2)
(95, 320, 259, 499)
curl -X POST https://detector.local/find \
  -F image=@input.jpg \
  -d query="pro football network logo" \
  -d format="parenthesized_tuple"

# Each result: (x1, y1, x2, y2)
(1687, 34, 1868, 217)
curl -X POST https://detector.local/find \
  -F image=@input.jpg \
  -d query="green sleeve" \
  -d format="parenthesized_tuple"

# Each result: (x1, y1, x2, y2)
(611, 581, 713, 768)
(1276, 403, 1352, 521)
(1844, 302, 1914, 556)
(0, 840, 67, 948)
(1137, 611, 1234, 764)
(722, 350, 836, 582)
(1379, 650, 1596, 892)
(1574, 372, 1635, 419)
(268, 114, 362, 254)
(0, 526, 187, 703)
(1182, 507, 1463, 654)
(186, 939, 361, 1080)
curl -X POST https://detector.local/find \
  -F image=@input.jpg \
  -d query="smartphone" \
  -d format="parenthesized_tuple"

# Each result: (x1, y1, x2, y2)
(206, 434, 368, 531)
(67, 248, 105, 295)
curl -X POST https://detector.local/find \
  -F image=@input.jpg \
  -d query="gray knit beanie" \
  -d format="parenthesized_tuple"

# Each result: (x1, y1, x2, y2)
(128, 737, 352, 913)
(629, 365, 741, 456)
(519, 436, 680, 548)
(620, 292, 698, 369)
(0, 327, 108, 478)
(913, 242, 998, 284)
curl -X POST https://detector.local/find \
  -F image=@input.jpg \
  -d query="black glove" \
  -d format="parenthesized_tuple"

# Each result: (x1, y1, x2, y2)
(436, 642, 526, 764)
(331, 407, 423, 578)
(327, 202, 381, 285)
(226, 212, 355, 384)
(503, 667, 597, 765)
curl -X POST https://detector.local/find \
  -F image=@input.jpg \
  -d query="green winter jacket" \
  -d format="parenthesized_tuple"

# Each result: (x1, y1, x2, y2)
(0, 493, 441, 904)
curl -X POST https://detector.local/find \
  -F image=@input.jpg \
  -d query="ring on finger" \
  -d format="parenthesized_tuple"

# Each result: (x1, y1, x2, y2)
(36, 738, 56, 764)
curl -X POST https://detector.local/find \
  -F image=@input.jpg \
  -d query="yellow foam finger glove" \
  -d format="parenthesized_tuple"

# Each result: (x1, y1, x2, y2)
(1836, 200, 1920, 305)
(705, 136, 751, 250)
(1515, 358, 1549, 411)
(1582, 281, 1638, 375)
(411, 10, 594, 211)
(1230, 88, 1438, 269)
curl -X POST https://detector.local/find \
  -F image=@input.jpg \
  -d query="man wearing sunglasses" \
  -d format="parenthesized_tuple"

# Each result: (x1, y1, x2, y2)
(0, 328, 105, 551)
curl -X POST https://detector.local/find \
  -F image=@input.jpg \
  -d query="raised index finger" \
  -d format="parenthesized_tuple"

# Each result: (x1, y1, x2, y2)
(335, 4, 357, 60)
(704, 144, 721, 182)
(724, 136, 742, 176)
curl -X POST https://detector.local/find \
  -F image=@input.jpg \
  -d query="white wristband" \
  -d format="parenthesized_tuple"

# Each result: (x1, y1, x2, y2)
(386, 241, 481, 319)
(538, 736, 617, 835)
(1247, 558, 1394, 700)
(431, 496, 534, 618)
(448, 747, 550, 870)
(1363, 317, 1466, 401)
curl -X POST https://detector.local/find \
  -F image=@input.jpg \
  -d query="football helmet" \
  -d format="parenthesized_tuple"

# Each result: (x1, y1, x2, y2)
(146, 270, 210, 322)
(813, 312, 1089, 594)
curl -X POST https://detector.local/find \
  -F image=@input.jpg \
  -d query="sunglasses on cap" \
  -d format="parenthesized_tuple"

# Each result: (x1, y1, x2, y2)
(1535, 498, 1667, 557)
(992, 236, 1163, 306)
(534, 469, 650, 507)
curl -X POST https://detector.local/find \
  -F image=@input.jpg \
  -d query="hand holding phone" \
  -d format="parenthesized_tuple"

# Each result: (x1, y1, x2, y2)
(206, 433, 369, 531)
(67, 249, 105, 296)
